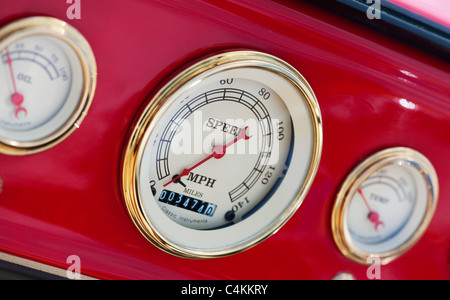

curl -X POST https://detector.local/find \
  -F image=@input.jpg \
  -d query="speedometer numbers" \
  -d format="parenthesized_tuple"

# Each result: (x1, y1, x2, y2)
(332, 148, 439, 265)
(122, 51, 322, 258)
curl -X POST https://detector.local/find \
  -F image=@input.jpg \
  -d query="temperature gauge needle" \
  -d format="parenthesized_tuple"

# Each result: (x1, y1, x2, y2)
(164, 126, 252, 187)
(5, 47, 27, 119)
(358, 188, 384, 231)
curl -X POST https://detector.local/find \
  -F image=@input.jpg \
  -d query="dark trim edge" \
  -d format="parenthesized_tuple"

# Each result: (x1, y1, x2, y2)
(303, 0, 450, 62)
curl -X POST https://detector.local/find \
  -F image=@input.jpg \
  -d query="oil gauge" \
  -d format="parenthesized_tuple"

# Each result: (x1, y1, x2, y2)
(0, 17, 97, 155)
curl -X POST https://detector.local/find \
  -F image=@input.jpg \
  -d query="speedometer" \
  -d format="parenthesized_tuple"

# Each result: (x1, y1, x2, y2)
(122, 51, 322, 258)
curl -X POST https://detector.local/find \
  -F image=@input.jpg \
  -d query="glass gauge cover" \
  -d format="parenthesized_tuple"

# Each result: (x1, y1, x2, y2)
(0, 17, 97, 155)
(332, 147, 439, 265)
(122, 50, 323, 258)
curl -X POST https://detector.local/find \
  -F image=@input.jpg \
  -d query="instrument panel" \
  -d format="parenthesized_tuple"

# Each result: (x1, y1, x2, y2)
(0, 0, 449, 280)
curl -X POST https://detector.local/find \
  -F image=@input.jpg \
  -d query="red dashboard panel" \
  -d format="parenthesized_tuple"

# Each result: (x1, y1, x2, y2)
(0, 0, 449, 280)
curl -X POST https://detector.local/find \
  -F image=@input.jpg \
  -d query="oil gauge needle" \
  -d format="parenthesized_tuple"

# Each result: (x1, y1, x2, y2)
(164, 126, 252, 187)
(5, 47, 27, 119)
(358, 188, 384, 231)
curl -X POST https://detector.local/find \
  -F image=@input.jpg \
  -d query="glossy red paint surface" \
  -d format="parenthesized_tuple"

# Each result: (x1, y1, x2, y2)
(0, 0, 449, 280)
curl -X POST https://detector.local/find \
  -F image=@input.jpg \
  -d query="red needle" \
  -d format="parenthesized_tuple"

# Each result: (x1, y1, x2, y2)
(164, 126, 252, 187)
(357, 188, 384, 231)
(5, 47, 27, 119)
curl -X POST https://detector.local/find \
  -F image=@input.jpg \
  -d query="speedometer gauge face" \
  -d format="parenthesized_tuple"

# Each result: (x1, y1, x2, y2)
(0, 17, 97, 155)
(332, 148, 439, 265)
(122, 51, 322, 258)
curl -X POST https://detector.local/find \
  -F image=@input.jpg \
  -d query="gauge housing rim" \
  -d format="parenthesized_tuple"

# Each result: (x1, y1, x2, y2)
(122, 50, 323, 259)
(0, 16, 97, 156)
(331, 147, 439, 265)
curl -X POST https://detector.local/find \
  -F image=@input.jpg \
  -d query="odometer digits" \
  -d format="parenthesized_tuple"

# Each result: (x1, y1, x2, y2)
(159, 189, 217, 217)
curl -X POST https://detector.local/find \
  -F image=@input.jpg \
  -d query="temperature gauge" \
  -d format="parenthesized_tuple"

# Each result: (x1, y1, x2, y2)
(332, 147, 439, 264)
(0, 17, 97, 155)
